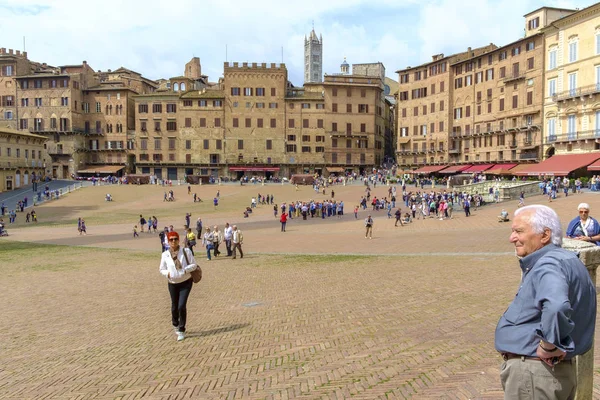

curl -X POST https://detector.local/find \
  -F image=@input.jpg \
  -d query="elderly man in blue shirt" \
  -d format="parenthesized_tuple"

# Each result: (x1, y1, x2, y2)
(495, 204, 596, 399)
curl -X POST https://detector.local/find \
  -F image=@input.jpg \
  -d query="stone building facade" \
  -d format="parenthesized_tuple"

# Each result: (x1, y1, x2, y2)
(130, 61, 386, 179)
(0, 127, 46, 192)
(395, 4, 599, 170)
(450, 34, 545, 165)
(0, 48, 34, 131)
(396, 45, 496, 167)
(14, 62, 96, 179)
(541, 3, 600, 157)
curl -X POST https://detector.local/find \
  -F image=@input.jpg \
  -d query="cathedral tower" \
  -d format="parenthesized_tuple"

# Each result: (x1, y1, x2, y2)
(304, 29, 322, 83)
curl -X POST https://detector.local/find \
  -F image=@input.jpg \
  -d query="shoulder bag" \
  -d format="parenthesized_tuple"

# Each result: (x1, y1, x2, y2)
(182, 249, 202, 283)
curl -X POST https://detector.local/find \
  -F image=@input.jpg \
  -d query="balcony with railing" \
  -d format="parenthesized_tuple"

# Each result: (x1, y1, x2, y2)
(29, 126, 88, 135)
(546, 129, 600, 143)
(328, 131, 370, 138)
(502, 71, 526, 84)
(47, 147, 64, 155)
(448, 147, 461, 154)
(519, 152, 539, 160)
(552, 84, 600, 102)
(0, 159, 43, 169)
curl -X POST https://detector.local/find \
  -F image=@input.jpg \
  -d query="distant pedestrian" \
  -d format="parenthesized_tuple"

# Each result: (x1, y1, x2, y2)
(196, 217, 203, 238)
(518, 191, 525, 207)
(133, 225, 139, 238)
(139, 215, 146, 232)
(202, 227, 214, 261)
(365, 215, 373, 239)
(232, 225, 244, 259)
(394, 209, 403, 227)
(224, 222, 233, 256)
(280, 212, 287, 232)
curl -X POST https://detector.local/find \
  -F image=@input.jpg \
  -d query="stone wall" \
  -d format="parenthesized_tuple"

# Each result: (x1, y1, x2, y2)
(562, 239, 599, 400)
(454, 180, 541, 201)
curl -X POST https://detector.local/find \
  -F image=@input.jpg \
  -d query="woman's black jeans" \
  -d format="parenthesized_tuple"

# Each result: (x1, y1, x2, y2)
(168, 278, 193, 332)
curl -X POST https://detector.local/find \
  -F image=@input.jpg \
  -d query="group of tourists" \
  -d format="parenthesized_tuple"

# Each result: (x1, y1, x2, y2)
(77, 218, 87, 235)
(277, 199, 345, 222)
(589, 175, 600, 191)
(540, 176, 582, 202)
(163, 190, 175, 202)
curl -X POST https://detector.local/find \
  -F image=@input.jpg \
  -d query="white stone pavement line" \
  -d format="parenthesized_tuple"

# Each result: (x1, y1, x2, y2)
(207, 251, 516, 257)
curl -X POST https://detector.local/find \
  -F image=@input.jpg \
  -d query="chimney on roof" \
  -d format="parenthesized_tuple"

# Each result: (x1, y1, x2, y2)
(9, 49, 13, 55)
(23, 51, 27, 59)
(16, 50, 20, 56)
(108, 69, 111, 72)
(467, 47, 471, 52)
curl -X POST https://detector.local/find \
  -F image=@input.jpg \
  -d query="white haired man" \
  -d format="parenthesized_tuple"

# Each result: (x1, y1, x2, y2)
(495, 205, 596, 399)
(232, 225, 244, 259)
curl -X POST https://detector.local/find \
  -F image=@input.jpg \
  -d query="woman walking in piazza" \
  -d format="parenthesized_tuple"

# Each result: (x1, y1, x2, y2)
(159, 231, 199, 341)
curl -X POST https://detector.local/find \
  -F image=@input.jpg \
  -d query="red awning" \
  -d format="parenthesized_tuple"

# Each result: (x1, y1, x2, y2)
(229, 167, 280, 172)
(411, 165, 448, 174)
(486, 163, 518, 174)
(439, 165, 472, 174)
(588, 159, 600, 171)
(461, 164, 495, 173)
(514, 153, 600, 176)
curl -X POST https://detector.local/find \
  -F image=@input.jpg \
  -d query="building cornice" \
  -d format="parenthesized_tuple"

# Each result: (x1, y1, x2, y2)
(541, 2, 600, 33)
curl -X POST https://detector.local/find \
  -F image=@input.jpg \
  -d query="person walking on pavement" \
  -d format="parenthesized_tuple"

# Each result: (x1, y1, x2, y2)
(463, 198, 471, 217)
(159, 231, 199, 342)
(223, 222, 233, 256)
(195, 217, 202, 239)
(232, 225, 244, 259)
(202, 227, 214, 261)
(365, 215, 373, 239)
(212, 225, 222, 257)
(394, 208, 403, 227)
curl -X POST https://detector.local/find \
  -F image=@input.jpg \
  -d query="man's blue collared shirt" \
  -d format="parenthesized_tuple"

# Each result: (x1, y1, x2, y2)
(495, 244, 596, 358)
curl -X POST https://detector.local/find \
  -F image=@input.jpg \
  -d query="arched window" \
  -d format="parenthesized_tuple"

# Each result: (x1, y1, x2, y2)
(173, 83, 179, 92)
(180, 82, 186, 91)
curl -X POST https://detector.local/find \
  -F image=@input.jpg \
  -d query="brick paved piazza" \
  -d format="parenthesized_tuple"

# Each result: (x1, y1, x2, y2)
(2, 183, 600, 399)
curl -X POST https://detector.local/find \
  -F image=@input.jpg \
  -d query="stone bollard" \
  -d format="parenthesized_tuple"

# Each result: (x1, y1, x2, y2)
(563, 238, 600, 400)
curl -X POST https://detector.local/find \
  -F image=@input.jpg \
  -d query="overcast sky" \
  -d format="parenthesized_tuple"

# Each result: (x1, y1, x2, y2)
(0, 0, 593, 86)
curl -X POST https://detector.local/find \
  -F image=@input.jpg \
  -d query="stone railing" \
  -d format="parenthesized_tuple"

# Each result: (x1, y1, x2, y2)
(32, 182, 85, 207)
(563, 239, 599, 400)
(453, 180, 541, 201)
